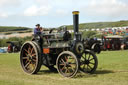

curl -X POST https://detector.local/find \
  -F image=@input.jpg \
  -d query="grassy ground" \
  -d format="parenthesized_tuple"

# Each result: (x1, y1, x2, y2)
(0, 50, 128, 85)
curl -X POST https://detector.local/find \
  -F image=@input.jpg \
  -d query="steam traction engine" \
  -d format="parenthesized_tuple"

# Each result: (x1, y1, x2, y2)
(20, 11, 98, 77)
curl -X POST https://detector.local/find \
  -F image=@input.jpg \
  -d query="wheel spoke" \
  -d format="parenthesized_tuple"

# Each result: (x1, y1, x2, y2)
(24, 49, 29, 54)
(88, 64, 92, 70)
(31, 53, 36, 57)
(31, 48, 34, 54)
(80, 60, 84, 64)
(61, 59, 65, 64)
(89, 58, 94, 61)
(61, 65, 66, 71)
(32, 58, 37, 62)
(65, 68, 68, 73)
(88, 54, 91, 60)
(22, 57, 29, 60)
(69, 56, 75, 63)
(81, 56, 85, 60)
(89, 62, 95, 65)
(25, 59, 29, 63)
(82, 53, 85, 57)
(60, 59, 66, 71)
(83, 64, 86, 69)
(65, 56, 68, 62)
(28, 45, 31, 53)
(67, 68, 70, 73)
(25, 53, 28, 57)
(71, 67, 75, 72)
(25, 61, 30, 68)
(87, 65, 89, 71)
(59, 63, 65, 66)
(81, 64, 86, 71)
(28, 45, 32, 56)
(84, 53, 87, 59)
(69, 64, 76, 72)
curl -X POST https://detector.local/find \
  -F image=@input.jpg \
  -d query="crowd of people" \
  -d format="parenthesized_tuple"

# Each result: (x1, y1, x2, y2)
(102, 28, 128, 36)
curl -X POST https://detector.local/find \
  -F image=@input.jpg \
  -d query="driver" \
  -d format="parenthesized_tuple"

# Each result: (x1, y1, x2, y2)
(34, 24, 43, 34)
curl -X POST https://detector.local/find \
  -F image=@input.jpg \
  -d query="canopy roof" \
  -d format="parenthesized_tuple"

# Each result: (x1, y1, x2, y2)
(104, 35, 123, 39)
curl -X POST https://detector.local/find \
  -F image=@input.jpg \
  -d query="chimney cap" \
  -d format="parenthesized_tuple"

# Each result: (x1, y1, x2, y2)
(72, 11, 79, 15)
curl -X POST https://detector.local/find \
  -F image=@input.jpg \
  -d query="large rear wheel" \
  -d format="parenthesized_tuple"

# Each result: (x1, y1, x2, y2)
(56, 51, 79, 77)
(20, 41, 42, 74)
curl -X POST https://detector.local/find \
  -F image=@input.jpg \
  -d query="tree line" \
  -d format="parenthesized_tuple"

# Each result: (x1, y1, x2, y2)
(0, 26, 31, 32)
(0, 37, 32, 47)
(63, 20, 128, 30)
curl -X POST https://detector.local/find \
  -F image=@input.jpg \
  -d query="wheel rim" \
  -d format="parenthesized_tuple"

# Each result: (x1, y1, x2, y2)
(21, 43, 38, 73)
(57, 51, 78, 77)
(80, 51, 97, 73)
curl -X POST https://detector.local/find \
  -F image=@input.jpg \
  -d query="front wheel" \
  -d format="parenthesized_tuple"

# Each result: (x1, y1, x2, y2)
(56, 51, 79, 77)
(80, 50, 98, 73)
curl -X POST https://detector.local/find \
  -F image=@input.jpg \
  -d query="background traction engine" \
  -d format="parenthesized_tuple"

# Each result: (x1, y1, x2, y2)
(20, 11, 98, 77)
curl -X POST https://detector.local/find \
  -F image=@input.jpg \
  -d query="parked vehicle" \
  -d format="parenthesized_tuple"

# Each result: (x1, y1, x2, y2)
(83, 38, 101, 54)
(102, 35, 123, 50)
(7, 41, 22, 53)
(0, 48, 6, 53)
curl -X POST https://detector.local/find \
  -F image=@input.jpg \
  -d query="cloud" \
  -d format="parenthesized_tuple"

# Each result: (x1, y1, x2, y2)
(83, 0, 128, 17)
(0, 0, 128, 18)
(23, 0, 53, 16)
(0, 0, 21, 17)
(0, 0, 128, 27)
(0, 13, 8, 18)
(0, 0, 21, 7)
(56, 9, 69, 16)
(23, 5, 52, 16)
(36, 0, 51, 5)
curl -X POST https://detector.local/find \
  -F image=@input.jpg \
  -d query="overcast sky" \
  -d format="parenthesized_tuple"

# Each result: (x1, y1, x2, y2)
(0, 0, 128, 28)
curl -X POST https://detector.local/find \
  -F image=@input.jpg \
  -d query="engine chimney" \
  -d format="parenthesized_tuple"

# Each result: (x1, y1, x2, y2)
(72, 11, 81, 40)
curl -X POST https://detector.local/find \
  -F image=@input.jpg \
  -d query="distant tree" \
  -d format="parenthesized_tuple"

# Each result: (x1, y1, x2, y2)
(0, 36, 32, 47)
(82, 31, 97, 38)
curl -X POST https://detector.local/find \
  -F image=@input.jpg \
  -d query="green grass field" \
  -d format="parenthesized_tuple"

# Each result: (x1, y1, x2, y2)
(0, 50, 128, 85)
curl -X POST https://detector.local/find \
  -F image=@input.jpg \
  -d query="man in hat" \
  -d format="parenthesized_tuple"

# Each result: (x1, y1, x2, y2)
(34, 24, 41, 34)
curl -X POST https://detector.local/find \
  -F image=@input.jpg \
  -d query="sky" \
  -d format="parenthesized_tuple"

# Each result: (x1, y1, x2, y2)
(0, 0, 128, 28)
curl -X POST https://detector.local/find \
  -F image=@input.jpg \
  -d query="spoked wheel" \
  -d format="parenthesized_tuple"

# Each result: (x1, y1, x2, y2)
(80, 50, 98, 73)
(20, 41, 42, 74)
(56, 51, 79, 77)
